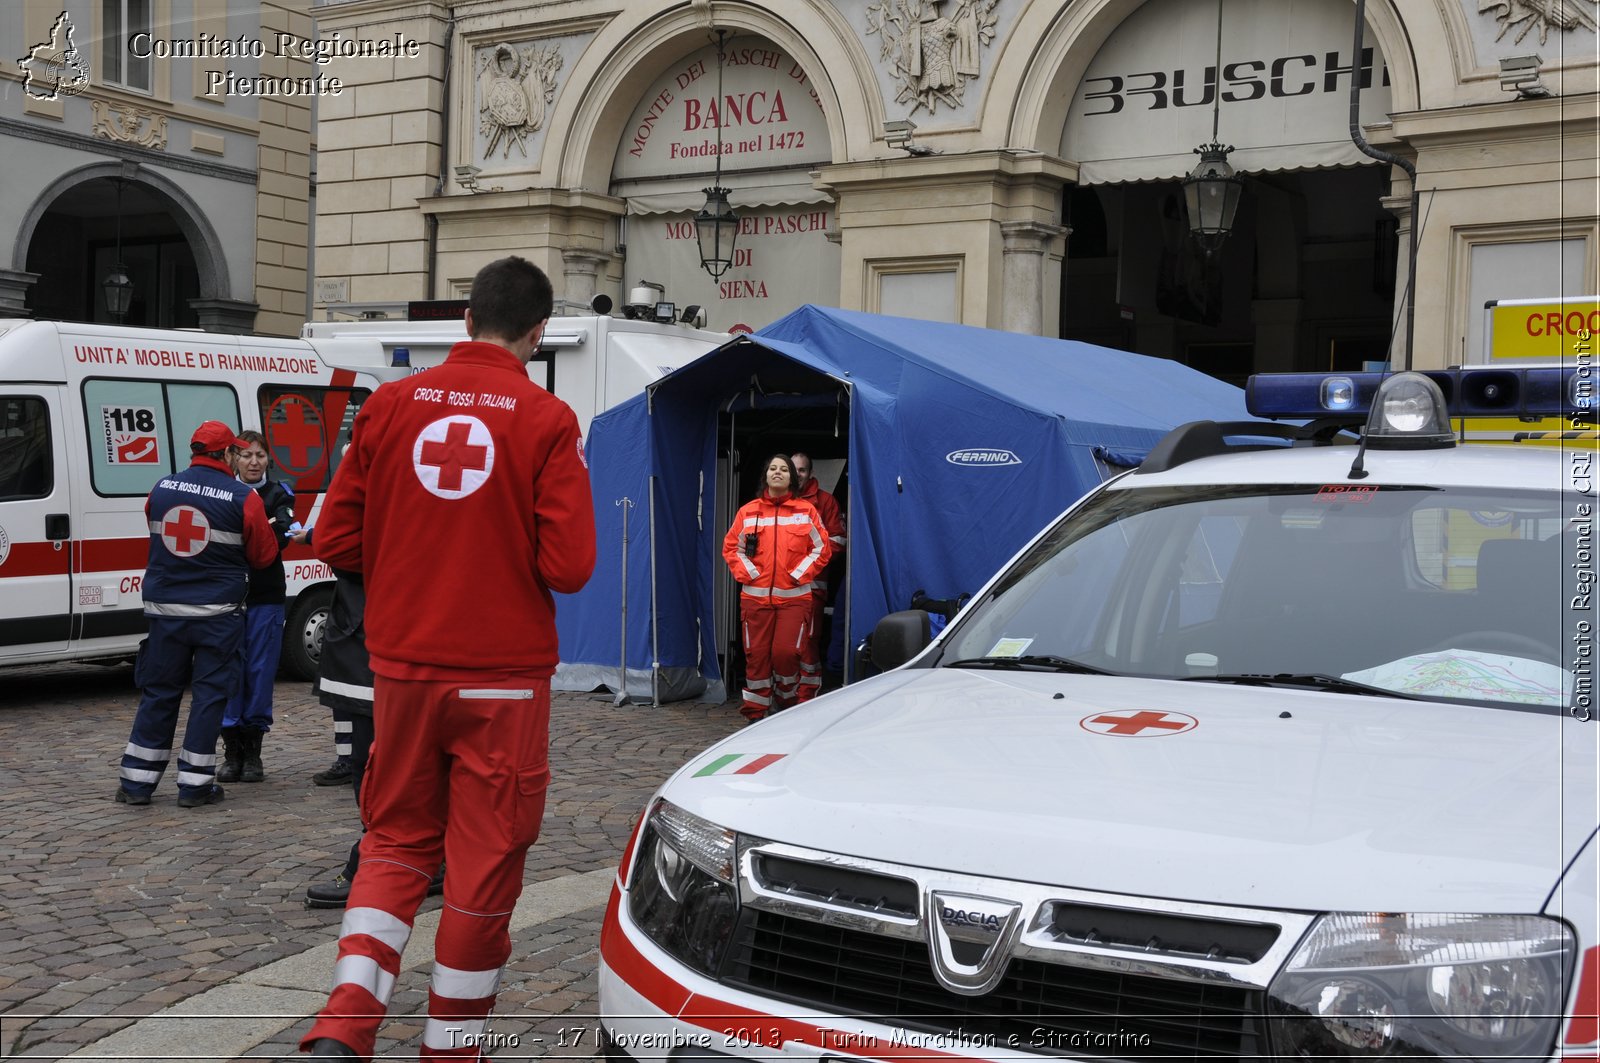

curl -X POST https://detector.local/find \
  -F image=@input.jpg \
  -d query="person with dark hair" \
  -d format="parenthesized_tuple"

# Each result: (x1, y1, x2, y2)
(217, 429, 295, 784)
(115, 420, 277, 808)
(722, 453, 832, 723)
(299, 255, 595, 1060)
(789, 451, 845, 697)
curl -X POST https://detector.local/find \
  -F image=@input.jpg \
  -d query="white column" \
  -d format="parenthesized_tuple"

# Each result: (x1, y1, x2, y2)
(1000, 221, 1067, 335)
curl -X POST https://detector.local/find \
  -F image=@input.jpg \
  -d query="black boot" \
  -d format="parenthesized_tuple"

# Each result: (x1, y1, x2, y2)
(240, 727, 265, 783)
(307, 1038, 358, 1059)
(216, 727, 244, 783)
(306, 842, 360, 909)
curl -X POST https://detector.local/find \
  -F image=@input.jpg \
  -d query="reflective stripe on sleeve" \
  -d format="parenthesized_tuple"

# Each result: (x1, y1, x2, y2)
(458, 688, 534, 700)
(323, 679, 375, 702)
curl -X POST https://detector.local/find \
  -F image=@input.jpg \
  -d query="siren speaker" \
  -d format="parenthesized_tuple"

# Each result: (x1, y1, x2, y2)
(1456, 369, 1520, 414)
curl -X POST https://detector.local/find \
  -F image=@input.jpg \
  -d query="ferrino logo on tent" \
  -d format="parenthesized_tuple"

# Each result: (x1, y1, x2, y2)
(946, 449, 1022, 467)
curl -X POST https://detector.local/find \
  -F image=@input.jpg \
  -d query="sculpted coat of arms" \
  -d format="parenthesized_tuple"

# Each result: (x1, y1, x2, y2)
(1479, 0, 1597, 44)
(477, 41, 563, 159)
(866, 0, 1000, 114)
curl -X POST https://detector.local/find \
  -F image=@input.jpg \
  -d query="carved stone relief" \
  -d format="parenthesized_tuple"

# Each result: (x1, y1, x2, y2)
(90, 100, 168, 150)
(865, 0, 1000, 114)
(477, 40, 564, 159)
(1478, 0, 1597, 45)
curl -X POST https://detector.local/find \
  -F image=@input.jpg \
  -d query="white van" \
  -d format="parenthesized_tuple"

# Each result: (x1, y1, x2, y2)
(0, 310, 726, 679)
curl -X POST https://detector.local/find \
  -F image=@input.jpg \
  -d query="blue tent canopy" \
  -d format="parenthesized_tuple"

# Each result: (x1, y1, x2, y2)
(554, 305, 1251, 703)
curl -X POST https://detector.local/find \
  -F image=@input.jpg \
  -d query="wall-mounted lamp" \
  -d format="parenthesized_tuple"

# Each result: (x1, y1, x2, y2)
(883, 118, 933, 156)
(1499, 54, 1551, 98)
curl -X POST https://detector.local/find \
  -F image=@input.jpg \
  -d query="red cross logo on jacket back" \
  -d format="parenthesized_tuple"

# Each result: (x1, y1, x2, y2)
(413, 415, 495, 499)
(160, 505, 211, 556)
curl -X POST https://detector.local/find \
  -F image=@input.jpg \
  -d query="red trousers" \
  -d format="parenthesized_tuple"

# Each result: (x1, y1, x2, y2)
(302, 675, 550, 1059)
(799, 592, 827, 697)
(740, 600, 815, 720)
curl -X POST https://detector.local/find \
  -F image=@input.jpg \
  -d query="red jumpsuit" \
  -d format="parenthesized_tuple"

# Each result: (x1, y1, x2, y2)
(794, 478, 845, 695)
(722, 491, 832, 720)
(302, 340, 596, 1059)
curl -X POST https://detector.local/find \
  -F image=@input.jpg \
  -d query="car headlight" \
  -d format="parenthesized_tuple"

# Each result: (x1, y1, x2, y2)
(1268, 913, 1573, 1060)
(626, 800, 739, 977)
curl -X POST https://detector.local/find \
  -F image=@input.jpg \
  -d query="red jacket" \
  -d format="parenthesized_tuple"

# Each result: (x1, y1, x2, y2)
(314, 340, 597, 678)
(796, 478, 845, 552)
(723, 491, 832, 607)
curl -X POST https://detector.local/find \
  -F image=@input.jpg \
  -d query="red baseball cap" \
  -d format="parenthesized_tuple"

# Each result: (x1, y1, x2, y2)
(190, 420, 249, 452)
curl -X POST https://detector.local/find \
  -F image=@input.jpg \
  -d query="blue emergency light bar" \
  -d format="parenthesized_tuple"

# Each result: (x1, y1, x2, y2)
(1246, 366, 1596, 420)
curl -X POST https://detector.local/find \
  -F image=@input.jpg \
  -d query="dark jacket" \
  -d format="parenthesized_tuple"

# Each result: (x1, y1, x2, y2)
(244, 478, 295, 605)
(143, 456, 276, 614)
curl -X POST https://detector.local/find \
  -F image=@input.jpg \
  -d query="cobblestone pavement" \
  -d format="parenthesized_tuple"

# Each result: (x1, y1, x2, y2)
(0, 663, 742, 1061)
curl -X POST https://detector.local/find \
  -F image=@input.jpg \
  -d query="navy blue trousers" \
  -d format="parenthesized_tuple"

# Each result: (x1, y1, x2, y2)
(119, 612, 245, 800)
(223, 603, 284, 731)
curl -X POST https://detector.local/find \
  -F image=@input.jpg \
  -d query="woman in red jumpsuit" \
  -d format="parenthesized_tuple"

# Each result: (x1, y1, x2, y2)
(722, 454, 833, 722)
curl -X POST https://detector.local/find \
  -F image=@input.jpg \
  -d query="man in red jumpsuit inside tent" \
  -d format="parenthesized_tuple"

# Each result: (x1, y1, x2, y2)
(299, 256, 596, 1059)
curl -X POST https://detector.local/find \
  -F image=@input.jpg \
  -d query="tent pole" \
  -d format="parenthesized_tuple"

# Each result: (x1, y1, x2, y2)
(648, 475, 660, 707)
(614, 497, 635, 708)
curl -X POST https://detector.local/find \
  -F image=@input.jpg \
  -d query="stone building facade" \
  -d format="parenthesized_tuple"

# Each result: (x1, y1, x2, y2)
(310, 0, 1598, 373)
(1, 0, 314, 336)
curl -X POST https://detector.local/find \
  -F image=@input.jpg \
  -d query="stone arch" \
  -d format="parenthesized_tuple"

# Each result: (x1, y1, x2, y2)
(992, 0, 1429, 155)
(13, 161, 232, 300)
(548, 2, 878, 192)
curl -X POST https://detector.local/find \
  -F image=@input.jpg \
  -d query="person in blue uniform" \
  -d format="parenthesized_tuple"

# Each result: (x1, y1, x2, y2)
(218, 430, 296, 784)
(115, 420, 278, 808)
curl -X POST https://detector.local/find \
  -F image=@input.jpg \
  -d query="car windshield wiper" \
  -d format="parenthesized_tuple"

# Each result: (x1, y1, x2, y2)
(1182, 672, 1419, 700)
(944, 654, 1116, 675)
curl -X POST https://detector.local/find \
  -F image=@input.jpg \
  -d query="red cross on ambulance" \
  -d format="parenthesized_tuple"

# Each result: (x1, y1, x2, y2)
(413, 415, 495, 499)
(1078, 709, 1198, 737)
(158, 505, 211, 556)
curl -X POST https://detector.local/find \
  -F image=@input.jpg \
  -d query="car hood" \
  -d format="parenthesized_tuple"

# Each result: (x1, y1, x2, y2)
(670, 669, 1594, 913)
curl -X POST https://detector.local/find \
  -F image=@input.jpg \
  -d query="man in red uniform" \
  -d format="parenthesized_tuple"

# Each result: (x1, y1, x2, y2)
(789, 452, 845, 698)
(300, 256, 596, 1060)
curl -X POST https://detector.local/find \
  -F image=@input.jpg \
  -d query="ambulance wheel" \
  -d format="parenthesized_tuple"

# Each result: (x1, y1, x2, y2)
(283, 586, 333, 682)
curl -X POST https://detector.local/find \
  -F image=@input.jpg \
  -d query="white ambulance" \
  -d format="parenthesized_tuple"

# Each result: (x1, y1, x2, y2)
(0, 304, 725, 679)
(599, 369, 1599, 1063)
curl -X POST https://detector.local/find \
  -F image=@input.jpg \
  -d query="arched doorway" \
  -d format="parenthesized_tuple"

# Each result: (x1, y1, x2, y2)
(1057, 0, 1399, 382)
(23, 175, 203, 327)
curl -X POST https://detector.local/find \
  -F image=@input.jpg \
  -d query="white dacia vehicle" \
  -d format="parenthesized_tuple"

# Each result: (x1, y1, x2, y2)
(598, 369, 1599, 1063)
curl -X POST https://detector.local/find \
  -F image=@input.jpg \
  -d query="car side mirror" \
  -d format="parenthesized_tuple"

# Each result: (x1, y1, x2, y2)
(871, 610, 933, 671)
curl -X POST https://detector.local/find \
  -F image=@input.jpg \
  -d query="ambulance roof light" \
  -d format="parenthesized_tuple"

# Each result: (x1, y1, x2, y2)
(1246, 366, 1593, 421)
(1362, 372, 1455, 449)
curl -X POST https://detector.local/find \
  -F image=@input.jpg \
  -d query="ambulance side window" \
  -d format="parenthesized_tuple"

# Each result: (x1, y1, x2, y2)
(257, 386, 370, 492)
(0, 397, 51, 502)
(82, 379, 239, 496)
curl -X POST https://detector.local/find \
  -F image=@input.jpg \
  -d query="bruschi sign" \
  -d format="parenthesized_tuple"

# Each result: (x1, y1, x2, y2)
(614, 37, 839, 332)
(1062, 0, 1392, 184)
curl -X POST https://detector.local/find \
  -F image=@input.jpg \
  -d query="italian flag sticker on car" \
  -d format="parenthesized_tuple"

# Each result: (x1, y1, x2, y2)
(693, 753, 787, 777)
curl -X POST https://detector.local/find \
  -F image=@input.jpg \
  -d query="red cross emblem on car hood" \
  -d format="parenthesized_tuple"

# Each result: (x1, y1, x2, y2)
(1078, 709, 1198, 737)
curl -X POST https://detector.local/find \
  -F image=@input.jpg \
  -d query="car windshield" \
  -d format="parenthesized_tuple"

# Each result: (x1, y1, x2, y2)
(938, 483, 1578, 711)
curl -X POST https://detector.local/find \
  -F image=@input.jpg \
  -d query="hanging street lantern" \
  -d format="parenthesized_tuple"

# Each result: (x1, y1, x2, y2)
(695, 185, 739, 279)
(1183, 142, 1243, 255)
(102, 264, 134, 318)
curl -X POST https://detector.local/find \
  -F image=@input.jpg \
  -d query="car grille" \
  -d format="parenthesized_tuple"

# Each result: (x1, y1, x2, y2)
(723, 909, 1268, 1058)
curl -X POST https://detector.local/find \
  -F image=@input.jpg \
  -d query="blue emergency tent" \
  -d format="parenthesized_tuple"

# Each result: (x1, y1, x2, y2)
(553, 305, 1250, 703)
